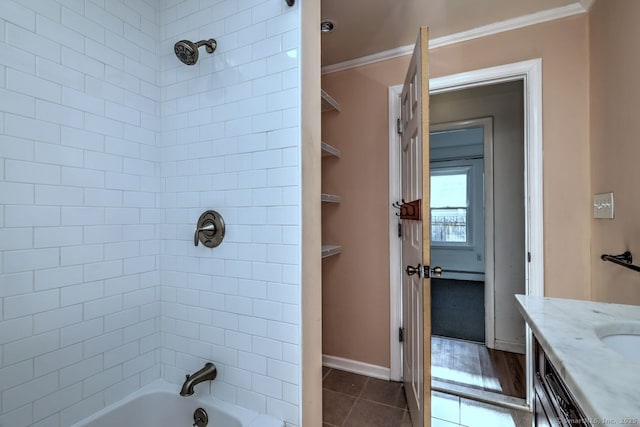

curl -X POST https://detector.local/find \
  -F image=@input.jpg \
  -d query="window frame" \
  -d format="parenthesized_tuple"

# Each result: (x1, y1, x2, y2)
(430, 166, 472, 246)
(430, 158, 483, 251)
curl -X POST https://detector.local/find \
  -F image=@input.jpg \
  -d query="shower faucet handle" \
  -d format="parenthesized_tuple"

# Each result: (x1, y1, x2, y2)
(194, 223, 215, 246)
(193, 210, 225, 248)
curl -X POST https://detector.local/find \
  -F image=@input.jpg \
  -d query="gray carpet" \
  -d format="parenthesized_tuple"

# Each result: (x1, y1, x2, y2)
(431, 279, 485, 342)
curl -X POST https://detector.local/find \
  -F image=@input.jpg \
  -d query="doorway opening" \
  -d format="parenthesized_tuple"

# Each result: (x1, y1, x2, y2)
(430, 118, 492, 346)
(389, 60, 544, 413)
(429, 89, 526, 406)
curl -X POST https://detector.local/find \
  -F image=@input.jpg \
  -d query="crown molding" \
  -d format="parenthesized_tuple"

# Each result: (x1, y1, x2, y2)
(580, 0, 595, 11)
(322, 2, 586, 75)
(321, 45, 415, 75)
(428, 2, 586, 49)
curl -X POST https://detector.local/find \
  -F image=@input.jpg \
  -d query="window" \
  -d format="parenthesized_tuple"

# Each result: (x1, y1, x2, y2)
(428, 123, 488, 281)
(430, 168, 470, 244)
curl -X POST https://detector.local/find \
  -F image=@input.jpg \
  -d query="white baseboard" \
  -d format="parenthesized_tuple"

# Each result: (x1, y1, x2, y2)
(322, 354, 390, 381)
(494, 339, 526, 355)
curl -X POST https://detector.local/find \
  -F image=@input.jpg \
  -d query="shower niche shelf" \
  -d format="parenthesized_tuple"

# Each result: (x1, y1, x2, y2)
(321, 89, 341, 112)
(322, 245, 342, 258)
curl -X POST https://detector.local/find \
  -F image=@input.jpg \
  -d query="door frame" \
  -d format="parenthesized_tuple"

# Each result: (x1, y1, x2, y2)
(389, 59, 544, 408)
(389, 84, 404, 382)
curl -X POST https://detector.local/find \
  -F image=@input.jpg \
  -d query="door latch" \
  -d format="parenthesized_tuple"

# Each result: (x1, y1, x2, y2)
(406, 264, 443, 278)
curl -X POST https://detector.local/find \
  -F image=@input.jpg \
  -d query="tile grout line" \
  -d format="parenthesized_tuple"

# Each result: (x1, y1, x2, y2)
(341, 376, 369, 426)
(322, 367, 333, 381)
(359, 396, 408, 411)
(357, 376, 369, 398)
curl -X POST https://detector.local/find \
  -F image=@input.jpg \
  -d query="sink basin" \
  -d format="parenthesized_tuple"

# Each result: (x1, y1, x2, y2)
(596, 322, 640, 363)
(600, 334, 640, 363)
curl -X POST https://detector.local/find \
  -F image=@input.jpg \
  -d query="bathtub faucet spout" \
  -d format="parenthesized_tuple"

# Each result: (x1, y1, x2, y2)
(180, 362, 217, 396)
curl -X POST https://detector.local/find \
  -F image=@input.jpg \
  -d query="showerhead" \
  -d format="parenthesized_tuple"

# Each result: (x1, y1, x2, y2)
(174, 39, 217, 65)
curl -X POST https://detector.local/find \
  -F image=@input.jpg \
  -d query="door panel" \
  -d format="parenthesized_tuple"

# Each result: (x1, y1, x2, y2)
(401, 26, 430, 427)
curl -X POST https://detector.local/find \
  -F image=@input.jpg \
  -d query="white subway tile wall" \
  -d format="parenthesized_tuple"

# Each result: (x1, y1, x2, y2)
(0, 0, 301, 426)
(159, 0, 301, 425)
(0, 0, 163, 426)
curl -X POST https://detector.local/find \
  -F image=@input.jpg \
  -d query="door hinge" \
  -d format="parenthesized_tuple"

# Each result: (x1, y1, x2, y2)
(528, 252, 532, 263)
(396, 118, 403, 135)
(399, 327, 405, 342)
(398, 223, 402, 238)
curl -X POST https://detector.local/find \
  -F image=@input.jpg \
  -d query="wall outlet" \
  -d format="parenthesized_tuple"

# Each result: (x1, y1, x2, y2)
(593, 192, 614, 219)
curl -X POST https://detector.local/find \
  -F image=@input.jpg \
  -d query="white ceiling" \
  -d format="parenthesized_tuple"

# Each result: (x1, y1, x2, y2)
(320, 0, 580, 66)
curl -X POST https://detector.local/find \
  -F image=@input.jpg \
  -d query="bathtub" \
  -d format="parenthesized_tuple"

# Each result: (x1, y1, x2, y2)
(72, 380, 284, 427)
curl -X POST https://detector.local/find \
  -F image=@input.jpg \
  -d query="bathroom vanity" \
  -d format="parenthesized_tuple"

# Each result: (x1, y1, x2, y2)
(516, 295, 640, 426)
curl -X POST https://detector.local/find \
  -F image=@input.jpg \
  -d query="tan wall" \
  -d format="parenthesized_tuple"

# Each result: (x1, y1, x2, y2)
(589, 1, 640, 304)
(430, 15, 591, 300)
(321, 15, 590, 368)
(321, 61, 408, 367)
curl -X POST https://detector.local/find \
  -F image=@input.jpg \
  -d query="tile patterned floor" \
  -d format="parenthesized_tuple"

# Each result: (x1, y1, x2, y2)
(322, 367, 411, 426)
(322, 367, 532, 427)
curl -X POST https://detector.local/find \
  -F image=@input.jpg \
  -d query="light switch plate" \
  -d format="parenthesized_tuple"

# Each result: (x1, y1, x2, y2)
(594, 192, 614, 219)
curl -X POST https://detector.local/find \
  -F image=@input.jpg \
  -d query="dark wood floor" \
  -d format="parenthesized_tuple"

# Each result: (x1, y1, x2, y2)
(431, 335, 527, 399)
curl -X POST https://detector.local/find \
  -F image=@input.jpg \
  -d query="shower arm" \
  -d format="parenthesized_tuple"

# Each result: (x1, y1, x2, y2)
(194, 39, 217, 54)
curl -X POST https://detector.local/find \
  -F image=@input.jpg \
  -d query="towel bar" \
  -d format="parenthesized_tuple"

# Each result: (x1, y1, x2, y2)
(600, 251, 640, 273)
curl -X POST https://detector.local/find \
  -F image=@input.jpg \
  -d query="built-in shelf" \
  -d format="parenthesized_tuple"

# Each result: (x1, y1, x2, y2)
(322, 245, 342, 258)
(321, 141, 341, 158)
(321, 193, 341, 203)
(321, 89, 341, 112)
(321, 93, 341, 260)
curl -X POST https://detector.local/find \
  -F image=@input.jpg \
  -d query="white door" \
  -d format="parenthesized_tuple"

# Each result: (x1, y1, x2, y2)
(401, 27, 431, 427)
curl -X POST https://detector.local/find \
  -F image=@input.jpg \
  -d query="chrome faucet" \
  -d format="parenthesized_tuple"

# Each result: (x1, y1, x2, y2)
(180, 362, 217, 396)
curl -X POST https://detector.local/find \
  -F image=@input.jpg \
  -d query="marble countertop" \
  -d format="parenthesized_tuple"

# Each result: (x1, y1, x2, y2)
(516, 295, 640, 422)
